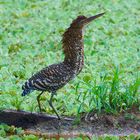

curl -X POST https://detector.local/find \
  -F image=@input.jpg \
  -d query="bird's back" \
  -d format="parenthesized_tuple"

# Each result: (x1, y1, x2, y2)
(22, 62, 75, 96)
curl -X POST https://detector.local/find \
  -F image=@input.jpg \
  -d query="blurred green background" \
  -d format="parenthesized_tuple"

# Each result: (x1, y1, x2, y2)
(0, 0, 139, 116)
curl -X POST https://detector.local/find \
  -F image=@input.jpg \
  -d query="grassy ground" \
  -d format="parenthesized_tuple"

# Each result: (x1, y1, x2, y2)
(0, 124, 140, 140)
(0, 0, 139, 116)
(0, 0, 140, 139)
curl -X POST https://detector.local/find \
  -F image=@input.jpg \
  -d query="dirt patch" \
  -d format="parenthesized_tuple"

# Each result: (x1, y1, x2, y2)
(0, 109, 139, 138)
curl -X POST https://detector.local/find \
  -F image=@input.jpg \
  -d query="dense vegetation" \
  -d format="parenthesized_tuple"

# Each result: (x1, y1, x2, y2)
(0, 124, 140, 140)
(0, 0, 139, 139)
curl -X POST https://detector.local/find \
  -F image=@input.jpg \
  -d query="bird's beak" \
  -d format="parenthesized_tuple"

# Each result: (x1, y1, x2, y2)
(82, 12, 105, 25)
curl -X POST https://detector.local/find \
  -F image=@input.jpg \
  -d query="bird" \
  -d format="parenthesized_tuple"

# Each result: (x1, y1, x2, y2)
(22, 12, 105, 119)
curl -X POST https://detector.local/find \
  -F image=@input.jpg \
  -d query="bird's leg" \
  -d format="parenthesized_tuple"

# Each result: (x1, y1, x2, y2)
(49, 92, 61, 120)
(37, 91, 44, 112)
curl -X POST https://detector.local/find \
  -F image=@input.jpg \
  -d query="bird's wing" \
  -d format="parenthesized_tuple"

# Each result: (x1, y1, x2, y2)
(27, 63, 72, 91)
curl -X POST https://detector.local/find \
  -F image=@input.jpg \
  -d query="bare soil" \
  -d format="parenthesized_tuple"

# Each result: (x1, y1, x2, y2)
(0, 108, 139, 139)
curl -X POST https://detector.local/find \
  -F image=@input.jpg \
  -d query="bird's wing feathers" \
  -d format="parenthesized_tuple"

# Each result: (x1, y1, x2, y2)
(26, 63, 72, 91)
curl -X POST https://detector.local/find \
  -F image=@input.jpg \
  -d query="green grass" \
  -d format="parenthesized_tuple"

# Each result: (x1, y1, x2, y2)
(0, 0, 139, 117)
(0, 124, 140, 140)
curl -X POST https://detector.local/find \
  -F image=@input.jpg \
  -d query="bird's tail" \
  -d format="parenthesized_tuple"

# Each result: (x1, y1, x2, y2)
(22, 88, 32, 96)
(22, 84, 32, 96)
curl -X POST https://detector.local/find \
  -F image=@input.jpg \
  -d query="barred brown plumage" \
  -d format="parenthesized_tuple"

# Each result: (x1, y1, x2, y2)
(22, 13, 105, 119)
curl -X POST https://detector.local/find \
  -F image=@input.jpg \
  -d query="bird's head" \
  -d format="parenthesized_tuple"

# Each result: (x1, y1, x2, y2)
(70, 12, 105, 28)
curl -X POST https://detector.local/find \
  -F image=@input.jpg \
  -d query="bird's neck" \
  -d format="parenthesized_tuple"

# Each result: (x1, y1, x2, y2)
(62, 27, 84, 74)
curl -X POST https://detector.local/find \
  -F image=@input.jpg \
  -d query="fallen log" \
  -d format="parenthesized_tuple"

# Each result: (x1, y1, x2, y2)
(0, 110, 73, 128)
(0, 109, 139, 137)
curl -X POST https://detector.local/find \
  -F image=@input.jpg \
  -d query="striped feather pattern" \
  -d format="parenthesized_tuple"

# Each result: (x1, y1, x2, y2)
(22, 62, 76, 96)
